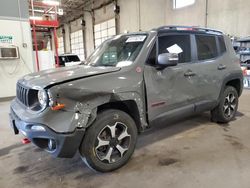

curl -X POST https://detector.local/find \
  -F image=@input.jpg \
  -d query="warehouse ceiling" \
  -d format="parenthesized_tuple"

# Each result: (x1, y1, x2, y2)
(29, 0, 115, 25)
(59, 0, 115, 24)
(59, 0, 93, 23)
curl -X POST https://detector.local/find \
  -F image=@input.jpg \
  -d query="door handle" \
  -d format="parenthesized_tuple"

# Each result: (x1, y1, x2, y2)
(218, 64, 226, 70)
(184, 71, 196, 77)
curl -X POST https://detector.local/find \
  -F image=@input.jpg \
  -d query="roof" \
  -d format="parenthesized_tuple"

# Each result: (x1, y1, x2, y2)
(154, 25, 223, 35)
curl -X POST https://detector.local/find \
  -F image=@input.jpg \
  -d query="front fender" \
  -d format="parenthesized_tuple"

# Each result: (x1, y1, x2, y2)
(71, 91, 148, 130)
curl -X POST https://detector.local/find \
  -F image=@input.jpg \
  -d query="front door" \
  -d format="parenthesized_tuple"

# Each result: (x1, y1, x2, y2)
(144, 34, 198, 122)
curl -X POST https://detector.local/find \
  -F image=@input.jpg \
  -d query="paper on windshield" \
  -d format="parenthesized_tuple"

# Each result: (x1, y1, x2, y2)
(167, 44, 183, 54)
(126, 35, 147, 43)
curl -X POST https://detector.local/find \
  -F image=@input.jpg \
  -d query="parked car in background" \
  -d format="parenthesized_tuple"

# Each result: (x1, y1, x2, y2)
(58, 54, 82, 67)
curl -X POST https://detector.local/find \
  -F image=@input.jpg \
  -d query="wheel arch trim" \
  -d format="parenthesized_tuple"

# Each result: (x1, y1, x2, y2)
(218, 71, 243, 103)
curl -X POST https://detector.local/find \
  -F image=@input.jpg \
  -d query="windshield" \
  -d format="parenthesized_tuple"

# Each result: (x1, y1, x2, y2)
(86, 34, 147, 67)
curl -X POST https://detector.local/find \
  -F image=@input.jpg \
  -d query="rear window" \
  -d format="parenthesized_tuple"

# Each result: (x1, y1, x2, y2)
(218, 36, 226, 54)
(196, 35, 218, 61)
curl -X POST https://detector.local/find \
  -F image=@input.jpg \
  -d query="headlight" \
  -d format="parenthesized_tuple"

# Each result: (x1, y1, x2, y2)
(37, 89, 48, 108)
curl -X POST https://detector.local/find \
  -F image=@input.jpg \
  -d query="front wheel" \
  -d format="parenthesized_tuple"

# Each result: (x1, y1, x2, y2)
(211, 86, 239, 123)
(79, 109, 138, 172)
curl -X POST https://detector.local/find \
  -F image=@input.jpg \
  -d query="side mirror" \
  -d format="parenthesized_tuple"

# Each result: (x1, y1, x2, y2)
(157, 53, 178, 68)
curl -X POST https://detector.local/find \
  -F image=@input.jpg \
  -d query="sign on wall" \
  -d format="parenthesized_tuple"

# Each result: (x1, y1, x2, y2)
(0, 35, 14, 44)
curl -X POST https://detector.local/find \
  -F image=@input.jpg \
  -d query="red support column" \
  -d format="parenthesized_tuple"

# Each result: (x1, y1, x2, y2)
(53, 28, 59, 68)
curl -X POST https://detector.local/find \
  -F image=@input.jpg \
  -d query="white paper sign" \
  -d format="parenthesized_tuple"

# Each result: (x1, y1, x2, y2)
(126, 35, 146, 43)
(167, 44, 183, 54)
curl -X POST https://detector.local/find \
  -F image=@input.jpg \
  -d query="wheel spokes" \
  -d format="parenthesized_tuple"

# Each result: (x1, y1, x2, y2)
(230, 94, 235, 103)
(225, 95, 230, 103)
(107, 124, 116, 138)
(230, 104, 236, 110)
(118, 127, 130, 141)
(101, 147, 114, 163)
(96, 137, 110, 149)
(116, 144, 128, 157)
(223, 104, 229, 111)
(227, 107, 231, 117)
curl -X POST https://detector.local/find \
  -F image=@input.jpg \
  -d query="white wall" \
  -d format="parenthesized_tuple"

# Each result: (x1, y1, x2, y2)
(140, 0, 166, 31)
(60, 0, 250, 60)
(207, 0, 250, 37)
(0, 19, 34, 98)
(165, 0, 206, 27)
(119, 0, 140, 33)
(119, 0, 250, 36)
(94, 3, 116, 24)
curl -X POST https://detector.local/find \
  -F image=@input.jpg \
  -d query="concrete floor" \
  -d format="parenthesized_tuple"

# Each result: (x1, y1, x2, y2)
(1, 90, 250, 188)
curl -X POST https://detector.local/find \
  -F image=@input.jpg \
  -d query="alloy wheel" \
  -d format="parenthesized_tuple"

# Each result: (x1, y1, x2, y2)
(95, 122, 131, 164)
(223, 92, 237, 118)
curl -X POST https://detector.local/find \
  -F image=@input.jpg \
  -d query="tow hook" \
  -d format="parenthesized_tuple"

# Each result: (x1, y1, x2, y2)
(22, 138, 31, 144)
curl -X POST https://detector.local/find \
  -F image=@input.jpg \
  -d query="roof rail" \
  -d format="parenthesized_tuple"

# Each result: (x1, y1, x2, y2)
(156, 25, 223, 34)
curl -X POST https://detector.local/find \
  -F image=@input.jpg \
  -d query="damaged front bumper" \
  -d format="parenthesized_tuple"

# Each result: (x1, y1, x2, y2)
(9, 106, 85, 158)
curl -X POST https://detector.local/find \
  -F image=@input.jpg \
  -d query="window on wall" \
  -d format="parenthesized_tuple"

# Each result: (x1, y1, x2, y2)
(94, 18, 116, 48)
(173, 0, 195, 9)
(70, 30, 85, 60)
(57, 37, 64, 55)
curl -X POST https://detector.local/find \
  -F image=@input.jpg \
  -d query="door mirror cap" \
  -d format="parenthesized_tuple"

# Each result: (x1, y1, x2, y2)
(157, 53, 178, 67)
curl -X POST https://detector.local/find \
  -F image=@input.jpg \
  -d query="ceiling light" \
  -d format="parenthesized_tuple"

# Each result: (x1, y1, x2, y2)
(42, 0, 60, 6)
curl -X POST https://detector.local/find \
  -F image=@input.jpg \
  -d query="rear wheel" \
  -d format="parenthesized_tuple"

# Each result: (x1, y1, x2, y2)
(80, 109, 138, 172)
(211, 86, 238, 123)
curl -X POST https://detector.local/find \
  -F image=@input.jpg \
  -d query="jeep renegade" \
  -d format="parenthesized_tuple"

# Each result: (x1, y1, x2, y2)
(9, 26, 243, 172)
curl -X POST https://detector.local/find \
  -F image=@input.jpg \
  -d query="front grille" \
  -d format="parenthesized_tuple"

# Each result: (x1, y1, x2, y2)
(16, 82, 30, 106)
(16, 82, 41, 111)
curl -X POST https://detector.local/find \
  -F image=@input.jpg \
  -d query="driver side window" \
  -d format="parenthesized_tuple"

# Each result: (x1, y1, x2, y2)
(158, 35, 191, 63)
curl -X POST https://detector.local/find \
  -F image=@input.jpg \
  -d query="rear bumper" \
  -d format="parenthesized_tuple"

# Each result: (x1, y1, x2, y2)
(9, 108, 85, 158)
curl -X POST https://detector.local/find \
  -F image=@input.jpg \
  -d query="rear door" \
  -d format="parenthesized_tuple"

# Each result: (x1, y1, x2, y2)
(144, 33, 199, 121)
(188, 34, 224, 110)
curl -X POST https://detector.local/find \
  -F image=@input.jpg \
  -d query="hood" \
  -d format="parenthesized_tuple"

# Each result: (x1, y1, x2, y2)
(19, 65, 121, 89)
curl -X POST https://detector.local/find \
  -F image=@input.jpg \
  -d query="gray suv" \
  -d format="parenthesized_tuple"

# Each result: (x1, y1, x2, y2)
(9, 26, 243, 172)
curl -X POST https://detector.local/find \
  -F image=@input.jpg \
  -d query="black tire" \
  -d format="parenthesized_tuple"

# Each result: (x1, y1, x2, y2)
(80, 109, 138, 172)
(211, 86, 239, 123)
